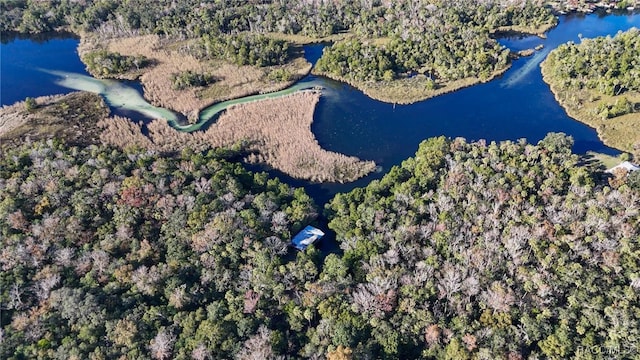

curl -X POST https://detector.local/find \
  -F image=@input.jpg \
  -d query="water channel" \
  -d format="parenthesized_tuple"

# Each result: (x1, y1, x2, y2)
(2, 12, 639, 209)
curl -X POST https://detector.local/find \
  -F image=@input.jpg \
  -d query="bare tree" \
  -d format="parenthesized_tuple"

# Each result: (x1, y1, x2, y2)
(35, 273, 60, 302)
(192, 343, 211, 360)
(482, 282, 515, 312)
(236, 325, 283, 360)
(8, 284, 26, 310)
(149, 329, 176, 360)
(168, 284, 188, 309)
(243, 290, 261, 314)
(54, 247, 75, 267)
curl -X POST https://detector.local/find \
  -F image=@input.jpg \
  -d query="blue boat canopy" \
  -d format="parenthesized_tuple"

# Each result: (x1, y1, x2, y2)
(291, 225, 325, 250)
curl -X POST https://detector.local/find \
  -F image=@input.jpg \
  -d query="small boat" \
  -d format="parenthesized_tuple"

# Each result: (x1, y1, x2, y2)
(291, 225, 325, 250)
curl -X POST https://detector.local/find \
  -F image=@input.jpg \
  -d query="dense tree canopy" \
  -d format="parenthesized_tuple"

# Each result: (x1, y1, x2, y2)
(314, 28, 509, 83)
(199, 33, 291, 67)
(2, 135, 639, 358)
(171, 70, 217, 90)
(320, 134, 640, 358)
(315, 0, 554, 84)
(82, 50, 149, 77)
(543, 28, 640, 119)
(0, 140, 321, 359)
(544, 28, 640, 98)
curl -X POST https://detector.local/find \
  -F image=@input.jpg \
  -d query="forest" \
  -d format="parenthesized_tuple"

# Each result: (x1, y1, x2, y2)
(0, 140, 321, 359)
(198, 34, 291, 67)
(315, 0, 552, 83)
(543, 27, 640, 113)
(1, 135, 639, 359)
(322, 134, 640, 358)
(309, 0, 555, 102)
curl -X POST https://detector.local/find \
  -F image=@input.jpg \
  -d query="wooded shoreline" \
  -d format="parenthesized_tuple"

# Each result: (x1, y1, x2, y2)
(540, 27, 640, 156)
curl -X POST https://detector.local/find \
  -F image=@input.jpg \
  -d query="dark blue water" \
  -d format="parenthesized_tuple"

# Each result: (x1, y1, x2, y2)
(2, 13, 639, 208)
(300, 42, 326, 65)
(1, 32, 88, 105)
(303, 12, 640, 205)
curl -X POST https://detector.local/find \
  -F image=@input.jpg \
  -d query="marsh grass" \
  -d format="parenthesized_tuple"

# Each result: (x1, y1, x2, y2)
(585, 151, 627, 170)
(0, 93, 109, 149)
(99, 91, 375, 183)
(79, 35, 312, 121)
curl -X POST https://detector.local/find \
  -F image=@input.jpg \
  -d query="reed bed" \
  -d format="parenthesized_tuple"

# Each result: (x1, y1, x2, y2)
(99, 91, 376, 183)
(1, 93, 108, 148)
(97, 116, 156, 150)
(79, 35, 311, 122)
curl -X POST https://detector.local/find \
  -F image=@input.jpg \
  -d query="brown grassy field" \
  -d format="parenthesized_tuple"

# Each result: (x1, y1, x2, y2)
(79, 34, 312, 122)
(99, 91, 376, 183)
(0, 92, 109, 149)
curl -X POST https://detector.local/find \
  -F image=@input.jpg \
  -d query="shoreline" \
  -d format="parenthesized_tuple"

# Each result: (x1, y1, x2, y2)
(490, 22, 558, 38)
(308, 22, 557, 105)
(311, 65, 512, 105)
(547, 2, 640, 15)
(74, 27, 523, 115)
(4, 20, 557, 113)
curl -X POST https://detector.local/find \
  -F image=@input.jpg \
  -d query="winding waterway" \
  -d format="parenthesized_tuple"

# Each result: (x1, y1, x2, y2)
(2, 13, 639, 208)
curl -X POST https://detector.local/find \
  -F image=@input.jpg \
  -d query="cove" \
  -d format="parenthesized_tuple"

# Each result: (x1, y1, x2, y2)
(2, 12, 640, 208)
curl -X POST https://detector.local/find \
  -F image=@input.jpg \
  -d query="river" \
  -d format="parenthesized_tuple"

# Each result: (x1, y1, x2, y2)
(2, 12, 639, 209)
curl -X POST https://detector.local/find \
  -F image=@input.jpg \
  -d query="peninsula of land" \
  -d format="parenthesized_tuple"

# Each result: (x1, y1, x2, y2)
(541, 27, 640, 156)
(312, 22, 556, 104)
